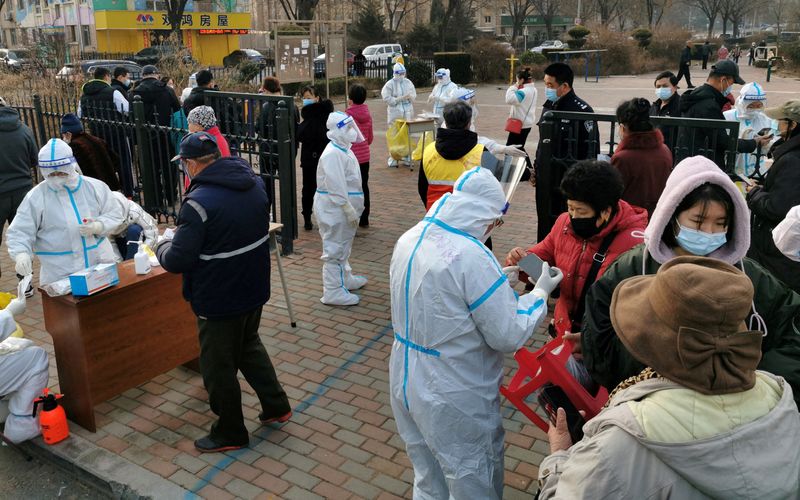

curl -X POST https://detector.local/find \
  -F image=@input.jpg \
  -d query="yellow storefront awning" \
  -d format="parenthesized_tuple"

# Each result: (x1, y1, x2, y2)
(95, 10, 250, 30)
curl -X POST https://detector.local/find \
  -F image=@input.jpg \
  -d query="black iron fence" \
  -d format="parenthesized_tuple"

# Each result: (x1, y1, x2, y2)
(10, 90, 298, 254)
(536, 110, 740, 237)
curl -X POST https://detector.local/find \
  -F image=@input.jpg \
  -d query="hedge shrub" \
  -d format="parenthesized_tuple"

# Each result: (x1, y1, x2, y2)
(433, 52, 472, 84)
(406, 60, 432, 87)
(467, 39, 511, 83)
(519, 51, 548, 65)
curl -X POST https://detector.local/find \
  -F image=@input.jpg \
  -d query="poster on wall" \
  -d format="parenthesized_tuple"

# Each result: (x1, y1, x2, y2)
(326, 35, 345, 79)
(276, 35, 312, 84)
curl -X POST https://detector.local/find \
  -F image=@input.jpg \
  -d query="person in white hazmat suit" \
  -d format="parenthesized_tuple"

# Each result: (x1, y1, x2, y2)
(382, 63, 417, 167)
(774, 205, 800, 262)
(0, 293, 49, 443)
(389, 166, 563, 499)
(723, 81, 778, 177)
(108, 191, 159, 261)
(427, 68, 456, 125)
(6, 138, 124, 287)
(314, 111, 368, 306)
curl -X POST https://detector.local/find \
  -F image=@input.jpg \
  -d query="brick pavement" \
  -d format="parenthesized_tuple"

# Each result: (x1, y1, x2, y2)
(3, 62, 792, 499)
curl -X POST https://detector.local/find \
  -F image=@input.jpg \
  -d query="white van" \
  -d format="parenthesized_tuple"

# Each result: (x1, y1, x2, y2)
(361, 44, 403, 68)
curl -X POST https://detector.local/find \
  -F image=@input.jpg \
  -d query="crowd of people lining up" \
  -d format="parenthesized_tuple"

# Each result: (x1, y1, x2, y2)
(1, 53, 800, 498)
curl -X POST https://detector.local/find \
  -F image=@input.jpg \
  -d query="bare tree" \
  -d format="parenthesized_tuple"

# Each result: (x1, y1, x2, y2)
(166, 0, 190, 37)
(685, 0, 722, 38)
(720, 0, 758, 37)
(384, 0, 421, 33)
(276, 0, 322, 20)
(771, 0, 788, 34)
(644, 0, 672, 27)
(507, 0, 537, 44)
(532, 0, 558, 39)
(595, 0, 623, 25)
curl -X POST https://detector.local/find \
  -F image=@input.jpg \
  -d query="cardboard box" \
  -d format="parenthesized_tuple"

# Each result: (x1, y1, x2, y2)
(69, 263, 120, 297)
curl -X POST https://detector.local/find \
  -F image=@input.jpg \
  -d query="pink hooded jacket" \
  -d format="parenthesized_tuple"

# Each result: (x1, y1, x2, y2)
(345, 103, 373, 164)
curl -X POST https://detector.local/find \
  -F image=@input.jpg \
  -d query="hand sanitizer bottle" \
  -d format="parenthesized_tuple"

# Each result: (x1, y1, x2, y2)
(133, 238, 151, 275)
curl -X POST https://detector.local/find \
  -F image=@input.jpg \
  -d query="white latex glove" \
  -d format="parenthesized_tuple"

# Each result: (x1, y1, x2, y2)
(14, 253, 32, 277)
(503, 145, 528, 158)
(529, 262, 564, 300)
(78, 220, 104, 237)
(502, 266, 520, 287)
(158, 227, 176, 244)
(5, 297, 25, 317)
(342, 203, 359, 227)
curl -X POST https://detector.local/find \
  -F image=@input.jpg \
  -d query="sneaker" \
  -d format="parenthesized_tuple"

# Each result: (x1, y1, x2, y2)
(359, 220, 369, 228)
(194, 436, 247, 453)
(304, 222, 313, 231)
(259, 410, 292, 425)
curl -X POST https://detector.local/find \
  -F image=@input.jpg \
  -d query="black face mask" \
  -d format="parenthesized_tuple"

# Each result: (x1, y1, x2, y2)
(570, 215, 603, 239)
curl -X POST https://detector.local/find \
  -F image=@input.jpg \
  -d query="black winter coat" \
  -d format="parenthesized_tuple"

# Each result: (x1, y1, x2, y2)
(156, 156, 271, 319)
(675, 84, 757, 168)
(747, 134, 800, 292)
(296, 100, 334, 169)
(650, 92, 682, 152)
(130, 77, 180, 126)
(182, 86, 207, 115)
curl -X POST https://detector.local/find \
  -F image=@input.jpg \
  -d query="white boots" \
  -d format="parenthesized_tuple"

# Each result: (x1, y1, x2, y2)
(344, 262, 368, 290)
(321, 262, 361, 306)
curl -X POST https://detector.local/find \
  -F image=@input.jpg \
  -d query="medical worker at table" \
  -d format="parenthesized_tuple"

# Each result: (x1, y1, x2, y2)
(0, 294, 48, 443)
(6, 138, 123, 287)
(382, 63, 417, 167)
(314, 111, 368, 306)
(389, 166, 563, 499)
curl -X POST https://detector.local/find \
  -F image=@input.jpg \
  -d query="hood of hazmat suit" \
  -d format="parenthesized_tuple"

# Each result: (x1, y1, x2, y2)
(5, 138, 124, 286)
(326, 111, 365, 148)
(388, 166, 549, 499)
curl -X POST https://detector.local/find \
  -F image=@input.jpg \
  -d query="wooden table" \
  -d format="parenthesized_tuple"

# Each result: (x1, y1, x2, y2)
(41, 261, 199, 432)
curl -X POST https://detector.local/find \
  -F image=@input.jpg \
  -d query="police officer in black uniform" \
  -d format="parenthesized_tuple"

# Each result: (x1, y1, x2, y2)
(533, 62, 598, 242)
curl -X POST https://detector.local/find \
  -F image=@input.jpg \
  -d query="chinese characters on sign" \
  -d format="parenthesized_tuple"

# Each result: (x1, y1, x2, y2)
(155, 13, 238, 29)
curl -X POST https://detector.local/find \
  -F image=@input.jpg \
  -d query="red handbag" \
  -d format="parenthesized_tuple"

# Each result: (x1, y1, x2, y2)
(504, 117, 523, 134)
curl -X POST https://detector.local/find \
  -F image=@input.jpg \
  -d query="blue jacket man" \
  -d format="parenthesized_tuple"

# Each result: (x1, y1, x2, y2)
(156, 131, 291, 452)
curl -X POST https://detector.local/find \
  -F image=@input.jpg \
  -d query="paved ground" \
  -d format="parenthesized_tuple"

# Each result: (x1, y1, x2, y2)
(2, 62, 794, 499)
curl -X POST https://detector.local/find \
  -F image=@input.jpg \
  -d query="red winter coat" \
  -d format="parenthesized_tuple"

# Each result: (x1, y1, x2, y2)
(527, 200, 648, 338)
(611, 129, 672, 217)
(345, 103, 373, 164)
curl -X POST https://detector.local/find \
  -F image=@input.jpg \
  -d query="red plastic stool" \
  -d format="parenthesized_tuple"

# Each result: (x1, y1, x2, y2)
(500, 337, 609, 432)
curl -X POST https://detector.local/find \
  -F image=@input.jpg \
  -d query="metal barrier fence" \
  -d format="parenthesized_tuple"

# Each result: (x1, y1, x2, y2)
(10, 90, 298, 254)
(536, 110, 740, 238)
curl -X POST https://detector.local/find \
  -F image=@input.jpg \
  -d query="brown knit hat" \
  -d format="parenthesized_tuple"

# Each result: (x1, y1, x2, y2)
(610, 256, 763, 395)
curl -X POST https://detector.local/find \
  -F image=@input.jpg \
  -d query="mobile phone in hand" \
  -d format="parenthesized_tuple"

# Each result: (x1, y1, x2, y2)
(537, 385, 585, 443)
(518, 253, 545, 280)
(737, 173, 756, 187)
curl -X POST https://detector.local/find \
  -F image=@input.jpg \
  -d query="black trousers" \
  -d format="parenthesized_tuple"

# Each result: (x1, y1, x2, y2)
(197, 306, 291, 444)
(701, 56, 709, 69)
(506, 127, 533, 171)
(359, 161, 370, 225)
(301, 161, 318, 223)
(676, 63, 693, 87)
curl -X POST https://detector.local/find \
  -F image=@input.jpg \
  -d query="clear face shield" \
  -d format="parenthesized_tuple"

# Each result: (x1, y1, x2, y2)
(482, 157, 528, 238)
(335, 114, 365, 144)
(435, 69, 446, 81)
(393, 69, 406, 80)
(39, 157, 77, 187)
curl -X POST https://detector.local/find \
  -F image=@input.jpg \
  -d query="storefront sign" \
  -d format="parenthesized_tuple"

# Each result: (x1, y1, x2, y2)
(199, 29, 250, 34)
(95, 11, 251, 30)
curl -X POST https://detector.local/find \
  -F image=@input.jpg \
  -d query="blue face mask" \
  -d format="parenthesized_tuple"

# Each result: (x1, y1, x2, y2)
(675, 223, 727, 256)
(545, 87, 559, 102)
(302, 98, 315, 107)
(722, 84, 733, 97)
(655, 87, 673, 101)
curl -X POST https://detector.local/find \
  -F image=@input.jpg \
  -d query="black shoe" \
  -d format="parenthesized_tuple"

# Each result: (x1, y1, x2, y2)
(259, 410, 292, 425)
(304, 222, 313, 230)
(359, 220, 369, 228)
(194, 436, 247, 453)
(687, 85, 696, 89)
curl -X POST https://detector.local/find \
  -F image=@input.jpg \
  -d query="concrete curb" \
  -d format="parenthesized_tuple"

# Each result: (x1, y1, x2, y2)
(20, 432, 187, 500)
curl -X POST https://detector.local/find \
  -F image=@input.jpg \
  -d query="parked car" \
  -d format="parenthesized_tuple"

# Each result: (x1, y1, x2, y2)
(56, 60, 143, 82)
(313, 51, 355, 77)
(223, 49, 267, 68)
(133, 45, 194, 66)
(0, 48, 33, 71)
(531, 40, 564, 53)
(362, 44, 403, 68)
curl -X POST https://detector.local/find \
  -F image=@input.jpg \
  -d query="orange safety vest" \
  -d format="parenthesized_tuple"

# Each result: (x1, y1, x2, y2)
(422, 142, 484, 209)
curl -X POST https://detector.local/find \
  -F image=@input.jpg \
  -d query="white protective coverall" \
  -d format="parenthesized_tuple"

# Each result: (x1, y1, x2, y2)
(427, 68, 456, 120)
(6, 139, 124, 286)
(773, 205, 800, 262)
(389, 167, 551, 499)
(108, 192, 159, 260)
(723, 82, 778, 177)
(381, 63, 416, 124)
(0, 302, 48, 443)
(314, 112, 367, 306)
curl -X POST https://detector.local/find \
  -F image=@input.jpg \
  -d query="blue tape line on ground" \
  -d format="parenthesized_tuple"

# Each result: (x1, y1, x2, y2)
(185, 324, 392, 497)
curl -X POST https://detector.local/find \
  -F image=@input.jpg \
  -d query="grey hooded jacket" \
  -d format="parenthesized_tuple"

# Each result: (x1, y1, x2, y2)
(0, 106, 36, 195)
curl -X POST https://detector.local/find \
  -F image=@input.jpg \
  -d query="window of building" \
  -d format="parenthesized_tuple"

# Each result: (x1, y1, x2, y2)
(82, 25, 91, 46)
(484, 15, 491, 23)
(69, 25, 77, 43)
(10, 29, 17, 46)
(54, 3, 61, 18)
